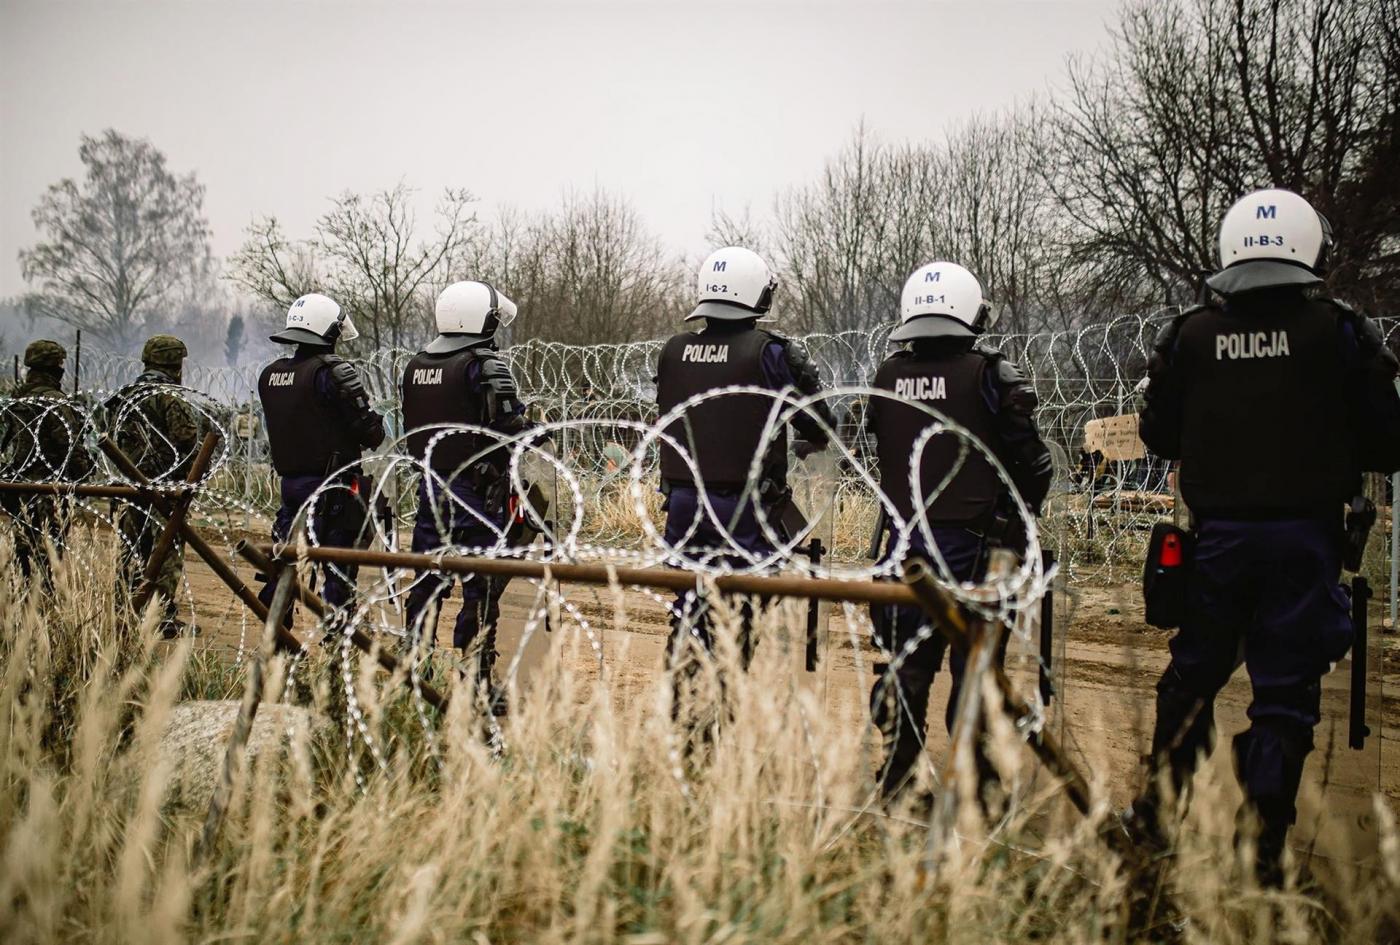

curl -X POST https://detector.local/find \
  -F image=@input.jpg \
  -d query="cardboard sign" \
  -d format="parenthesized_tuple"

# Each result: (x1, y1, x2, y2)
(1083, 414, 1146, 461)
(233, 411, 259, 440)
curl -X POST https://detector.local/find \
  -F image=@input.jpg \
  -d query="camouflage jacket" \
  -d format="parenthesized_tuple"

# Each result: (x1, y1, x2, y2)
(0, 370, 94, 481)
(108, 368, 202, 479)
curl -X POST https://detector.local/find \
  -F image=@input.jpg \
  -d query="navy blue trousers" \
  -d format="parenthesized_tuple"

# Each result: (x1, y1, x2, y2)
(870, 527, 989, 797)
(1148, 516, 1352, 837)
(404, 478, 505, 654)
(258, 474, 364, 614)
(662, 485, 775, 665)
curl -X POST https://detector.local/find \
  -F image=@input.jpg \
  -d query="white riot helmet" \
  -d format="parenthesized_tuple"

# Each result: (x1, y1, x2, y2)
(270, 293, 359, 346)
(1207, 188, 1331, 296)
(890, 262, 996, 342)
(686, 246, 778, 322)
(426, 280, 518, 354)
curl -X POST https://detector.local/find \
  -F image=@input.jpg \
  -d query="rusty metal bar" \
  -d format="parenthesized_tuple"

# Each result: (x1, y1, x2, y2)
(132, 431, 221, 614)
(236, 541, 449, 713)
(253, 542, 923, 608)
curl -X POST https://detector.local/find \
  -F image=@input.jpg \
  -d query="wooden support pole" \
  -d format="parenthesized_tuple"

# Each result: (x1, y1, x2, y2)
(921, 551, 1014, 857)
(235, 541, 449, 713)
(132, 431, 221, 614)
(97, 437, 302, 657)
(196, 563, 296, 864)
(902, 556, 1095, 819)
(0, 481, 179, 500)
(252, 542, 930, 609)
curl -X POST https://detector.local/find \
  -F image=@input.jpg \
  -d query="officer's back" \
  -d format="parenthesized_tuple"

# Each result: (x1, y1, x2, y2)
(1163, 288, 1362, 516)
(869, 262, 1051, 537)
(1132, 188, 1400, 885)
(257, 294, 383, 478)
(654, 246, 833, 505)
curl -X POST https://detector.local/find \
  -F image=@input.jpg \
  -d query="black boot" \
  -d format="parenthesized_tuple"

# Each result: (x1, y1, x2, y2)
(477, 647, 507, 717)
(1236, 797, 1293, 887)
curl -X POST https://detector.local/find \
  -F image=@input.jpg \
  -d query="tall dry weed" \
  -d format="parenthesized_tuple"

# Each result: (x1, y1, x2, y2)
(0, 535, 1396, 944)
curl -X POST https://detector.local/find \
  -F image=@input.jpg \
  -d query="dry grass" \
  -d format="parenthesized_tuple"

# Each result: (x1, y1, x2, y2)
(1, 532, 1398, 944)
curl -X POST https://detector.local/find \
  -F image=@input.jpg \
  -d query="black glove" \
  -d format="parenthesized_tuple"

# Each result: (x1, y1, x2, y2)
(794, 439, 825, 461)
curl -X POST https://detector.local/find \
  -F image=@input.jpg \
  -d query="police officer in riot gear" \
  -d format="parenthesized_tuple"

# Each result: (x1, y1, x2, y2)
(866, 261, 1052, 802)
(400, 280, 529, 711)
(654, 246, 836, 672)
(257, 293, 385, 617)
(1130, 189, 1400, 884)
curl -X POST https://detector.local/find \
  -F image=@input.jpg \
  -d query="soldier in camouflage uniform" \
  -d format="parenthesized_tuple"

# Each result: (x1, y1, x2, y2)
(0, 340, 94, 580)
(108, 334, 201, 636)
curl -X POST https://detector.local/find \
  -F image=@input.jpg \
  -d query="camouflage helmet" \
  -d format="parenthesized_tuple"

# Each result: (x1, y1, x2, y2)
(23, 339, 67, 371)
(141, 334, 188, 367)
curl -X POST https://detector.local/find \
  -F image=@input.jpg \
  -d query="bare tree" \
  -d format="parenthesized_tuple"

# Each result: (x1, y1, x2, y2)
(225, 216, 322, 315)
(18, 130, 213, 350)
(228, 184, 478, 351)
(1048, 0, 1397, 310)
(474, 189, 685, 346)
(773, 126, 908, 336)
(767, 118, 1069, 338)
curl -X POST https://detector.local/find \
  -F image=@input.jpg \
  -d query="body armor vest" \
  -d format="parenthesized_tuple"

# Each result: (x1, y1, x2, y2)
(257, 354, 363, 476)
(1176, 298, 1355, 515)
(401, 348, 487, 476)
(871, 348, 1003, 526)
(655, 326, 786, 489)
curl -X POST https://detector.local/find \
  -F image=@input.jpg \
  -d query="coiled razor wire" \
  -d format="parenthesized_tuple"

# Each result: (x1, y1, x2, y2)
(4, 309, 1393, 789)
(52, 306, 1345, 574)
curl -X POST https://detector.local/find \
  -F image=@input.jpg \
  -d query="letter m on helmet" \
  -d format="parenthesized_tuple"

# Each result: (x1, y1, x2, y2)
(1256, 205, 1278, 220)
(925, 271, 940, 282)
(713, 260, 727, 272)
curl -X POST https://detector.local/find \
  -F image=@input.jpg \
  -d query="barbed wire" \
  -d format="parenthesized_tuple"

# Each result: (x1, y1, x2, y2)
(3, 310, 1388, 794)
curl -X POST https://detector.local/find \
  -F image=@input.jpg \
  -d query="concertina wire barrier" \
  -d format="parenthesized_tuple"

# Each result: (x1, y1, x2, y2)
(0, 308, 1390, 797)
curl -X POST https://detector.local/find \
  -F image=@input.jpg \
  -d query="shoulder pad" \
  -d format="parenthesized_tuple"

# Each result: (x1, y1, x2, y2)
(1320, 296, 1358, 317)
(1152, 305, 1207, 349)
(477, 353, 519, 393)
(1317, 295, 1381, 337)
(780, 337, 829, 395)
(759, 328, 791, 344)
(992, 356, 1028, 387)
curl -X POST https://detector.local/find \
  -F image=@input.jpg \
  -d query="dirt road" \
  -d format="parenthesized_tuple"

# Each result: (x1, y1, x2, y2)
(176, 548, 1398, 867)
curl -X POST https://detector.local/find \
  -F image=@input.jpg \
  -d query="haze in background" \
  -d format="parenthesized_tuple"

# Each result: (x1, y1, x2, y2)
(0, 0, 1117, 297)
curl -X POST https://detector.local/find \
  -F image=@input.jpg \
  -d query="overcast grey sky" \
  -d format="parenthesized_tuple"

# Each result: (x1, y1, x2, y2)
(0, 0, 1120, 299)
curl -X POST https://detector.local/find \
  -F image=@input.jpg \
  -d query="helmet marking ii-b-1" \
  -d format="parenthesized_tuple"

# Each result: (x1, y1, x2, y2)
(890, 261, 997, 342)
